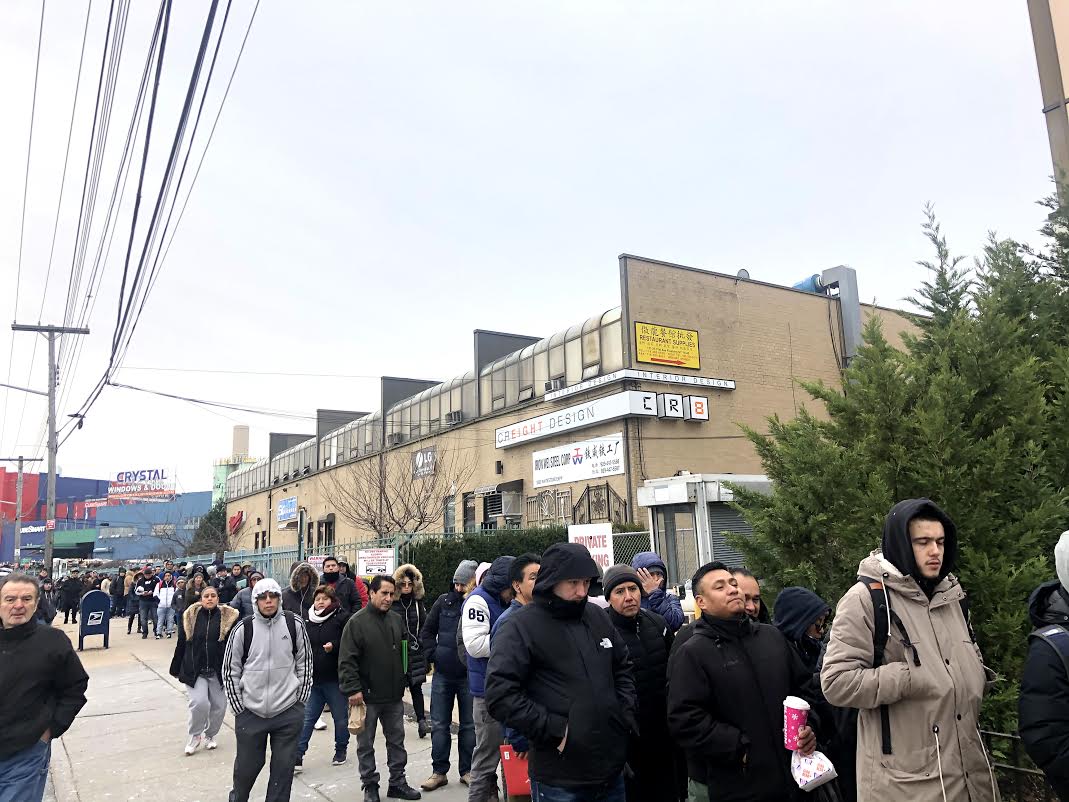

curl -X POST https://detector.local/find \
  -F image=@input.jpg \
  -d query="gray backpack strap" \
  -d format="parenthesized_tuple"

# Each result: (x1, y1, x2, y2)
(1030, 625, 1069, 677)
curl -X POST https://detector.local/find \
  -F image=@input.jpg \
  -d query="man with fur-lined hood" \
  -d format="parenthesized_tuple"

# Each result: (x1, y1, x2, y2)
(169, 584, 239, 756)
(392, 564, 430, 738)
(283, 562, 320, 618)
(821, 498, 999, 802)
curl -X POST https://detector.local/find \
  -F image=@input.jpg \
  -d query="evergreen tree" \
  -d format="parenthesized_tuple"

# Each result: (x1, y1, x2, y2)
(729, 210, 1069, 730)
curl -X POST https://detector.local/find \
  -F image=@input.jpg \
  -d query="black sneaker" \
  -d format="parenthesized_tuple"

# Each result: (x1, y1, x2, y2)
(363, 785, 381, 802)
(332, 749, 347, 766)
(386, 783, 421, 800)
(294, 756, 303, 774)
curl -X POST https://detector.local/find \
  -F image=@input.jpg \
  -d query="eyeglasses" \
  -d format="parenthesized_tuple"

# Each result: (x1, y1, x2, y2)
(399, 580, 413, 587)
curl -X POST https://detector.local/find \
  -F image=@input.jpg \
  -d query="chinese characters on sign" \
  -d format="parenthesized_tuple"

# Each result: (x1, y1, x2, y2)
(634, 322, 700, 370)
(532, 433, 625, 488)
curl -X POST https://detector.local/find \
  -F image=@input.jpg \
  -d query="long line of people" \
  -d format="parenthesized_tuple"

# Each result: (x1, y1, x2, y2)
(31, 495, 1069, 802)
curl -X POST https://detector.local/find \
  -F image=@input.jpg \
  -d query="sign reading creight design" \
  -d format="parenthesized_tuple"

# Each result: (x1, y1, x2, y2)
(496, 391, 658, 448)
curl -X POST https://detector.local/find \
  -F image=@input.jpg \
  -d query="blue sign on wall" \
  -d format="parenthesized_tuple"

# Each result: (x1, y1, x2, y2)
(78, 590, 111, 651)
(277, 496, 298, 523)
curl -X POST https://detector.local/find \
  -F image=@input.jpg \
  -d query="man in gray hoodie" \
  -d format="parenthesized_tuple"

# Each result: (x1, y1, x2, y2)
(222, 578, 313, 802)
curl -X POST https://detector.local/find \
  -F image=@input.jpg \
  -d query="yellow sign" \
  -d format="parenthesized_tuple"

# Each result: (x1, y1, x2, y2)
(635, 322, 700, 369)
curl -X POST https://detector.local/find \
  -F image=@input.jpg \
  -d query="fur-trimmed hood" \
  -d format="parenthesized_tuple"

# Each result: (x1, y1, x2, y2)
(181, 601, 239, 641)
(288, 561, 320, 594)
(393, 563, 425, 600)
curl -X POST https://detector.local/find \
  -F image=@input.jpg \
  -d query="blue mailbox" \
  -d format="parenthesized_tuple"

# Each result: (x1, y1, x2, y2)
(78, 589, 111, 651)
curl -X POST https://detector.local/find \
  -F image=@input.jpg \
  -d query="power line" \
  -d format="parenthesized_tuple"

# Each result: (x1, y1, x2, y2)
(2, 0, 48, 457)
(121, 366, 381, 379)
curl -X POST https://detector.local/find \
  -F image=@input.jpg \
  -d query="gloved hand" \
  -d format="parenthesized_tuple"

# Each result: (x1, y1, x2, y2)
(509, 733, 530, 755)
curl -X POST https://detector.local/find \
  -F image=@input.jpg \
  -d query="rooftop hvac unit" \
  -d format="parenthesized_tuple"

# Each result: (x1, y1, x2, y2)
(545, 378, 565, 392)
(386, 433, 404, 447)
(446, 411, 463, 425)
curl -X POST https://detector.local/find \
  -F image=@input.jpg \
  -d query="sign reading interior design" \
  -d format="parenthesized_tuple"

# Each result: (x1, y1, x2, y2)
(533, 433, 625, 488)
(496, 391, 658, 447)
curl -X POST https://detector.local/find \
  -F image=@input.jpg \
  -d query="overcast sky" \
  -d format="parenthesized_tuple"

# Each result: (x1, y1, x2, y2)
(0, 1, 1055, 493)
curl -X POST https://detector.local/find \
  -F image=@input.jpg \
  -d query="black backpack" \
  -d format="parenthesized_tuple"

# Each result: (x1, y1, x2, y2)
(1029, 623, 1069, 676)
(857, 575, 974, 755)
(238, 611, 299, 665)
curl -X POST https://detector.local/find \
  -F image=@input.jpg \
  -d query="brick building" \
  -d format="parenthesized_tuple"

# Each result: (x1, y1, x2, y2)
(224, 255, 916, 581)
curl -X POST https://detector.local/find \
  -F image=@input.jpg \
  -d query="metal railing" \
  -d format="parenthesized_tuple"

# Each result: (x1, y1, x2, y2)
(981, 730, 1057, 801)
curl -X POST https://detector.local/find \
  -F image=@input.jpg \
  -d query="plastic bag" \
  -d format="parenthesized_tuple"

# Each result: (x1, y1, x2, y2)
(791, 749, 838, 792)
(348, 702, 366, 734)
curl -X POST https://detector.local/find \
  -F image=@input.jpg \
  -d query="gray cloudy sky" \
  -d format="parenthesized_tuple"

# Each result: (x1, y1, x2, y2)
(0, 1, 1054, 491)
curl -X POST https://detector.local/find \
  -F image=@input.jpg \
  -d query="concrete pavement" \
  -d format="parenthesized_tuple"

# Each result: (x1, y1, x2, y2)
(47, 617, 474, 802)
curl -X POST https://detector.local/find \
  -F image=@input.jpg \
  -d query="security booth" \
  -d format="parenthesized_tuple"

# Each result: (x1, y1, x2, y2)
(636, 473, 770, 593)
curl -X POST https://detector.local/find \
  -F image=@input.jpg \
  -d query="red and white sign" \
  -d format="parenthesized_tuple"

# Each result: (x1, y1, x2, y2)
(568, 523, 613, 569)
(45, 519, 56, 531)
(357, 548, 396, 576)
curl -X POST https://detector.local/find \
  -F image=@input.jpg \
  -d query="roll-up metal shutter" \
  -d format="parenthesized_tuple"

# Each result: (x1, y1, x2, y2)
(708, 503, 753, 568)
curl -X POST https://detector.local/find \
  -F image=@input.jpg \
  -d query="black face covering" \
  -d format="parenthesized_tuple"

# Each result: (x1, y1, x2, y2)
(544, 594, 588, 620)
(322, 571, 339, 584)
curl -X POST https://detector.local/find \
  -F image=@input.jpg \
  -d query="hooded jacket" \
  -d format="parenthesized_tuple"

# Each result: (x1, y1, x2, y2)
(421, 588, 467, 680)
(282, 562, 319, 618)
(0, 617, 89, 761)
(222, 597, 313, 719)
(392, 564, 428, 685)
(229, 583, 259, 620)
(462, 555, 514, 697)
(820, 499, 997, 802)
(485, 543, 638, 789)
(631, 551, 685, 632)
(1019, 579, 1069, 800)
(773, 586, 831, 673)
(169, 602, 240, 687)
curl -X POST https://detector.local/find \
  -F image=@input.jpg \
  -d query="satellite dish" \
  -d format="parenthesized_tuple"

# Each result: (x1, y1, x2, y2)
(737, 269, 751, 280)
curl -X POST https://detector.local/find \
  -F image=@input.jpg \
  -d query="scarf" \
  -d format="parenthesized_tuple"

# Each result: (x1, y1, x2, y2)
(308, 603, 337, 624)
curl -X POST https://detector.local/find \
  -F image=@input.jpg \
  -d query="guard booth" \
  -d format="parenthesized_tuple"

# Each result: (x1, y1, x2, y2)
(636, 473, 770, 594)
(78, 589, 111, 651)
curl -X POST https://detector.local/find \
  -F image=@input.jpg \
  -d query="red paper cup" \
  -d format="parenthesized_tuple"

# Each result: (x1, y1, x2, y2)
(783, 695, 811, 750)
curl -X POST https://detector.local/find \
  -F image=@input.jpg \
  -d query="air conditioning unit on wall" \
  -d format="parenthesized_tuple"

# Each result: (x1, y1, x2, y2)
(386, 433, 403, 446)
(446, 411, 463, 425)
(545, 378, 565, 392)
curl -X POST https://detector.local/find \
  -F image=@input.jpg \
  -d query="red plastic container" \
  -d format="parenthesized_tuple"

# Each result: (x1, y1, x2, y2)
(499, 745, 532, 797)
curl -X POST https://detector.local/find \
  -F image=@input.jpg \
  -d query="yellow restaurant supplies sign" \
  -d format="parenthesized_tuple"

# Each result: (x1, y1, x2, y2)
(635, 321, 700, 369)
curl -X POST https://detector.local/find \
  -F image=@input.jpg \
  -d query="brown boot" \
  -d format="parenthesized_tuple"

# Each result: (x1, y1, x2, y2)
(460, 773, 472, 786)
(420, 773, 448, 791)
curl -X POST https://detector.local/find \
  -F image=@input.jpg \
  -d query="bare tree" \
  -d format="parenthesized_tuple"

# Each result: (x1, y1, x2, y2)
(126, 498, 237, 559)
(326, 442, 476, 537)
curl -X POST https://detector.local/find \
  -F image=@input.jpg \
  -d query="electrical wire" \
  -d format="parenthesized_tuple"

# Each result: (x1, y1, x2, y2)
(2, 0, 49, 457)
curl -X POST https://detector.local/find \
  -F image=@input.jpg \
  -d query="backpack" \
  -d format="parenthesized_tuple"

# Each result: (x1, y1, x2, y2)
(1028, 624, 1069, 677)
(857, 575, 973, 756)
(239, 611, 298, 665)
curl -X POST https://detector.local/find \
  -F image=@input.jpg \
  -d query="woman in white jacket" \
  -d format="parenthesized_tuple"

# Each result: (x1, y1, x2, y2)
(155, 571, 179, 639)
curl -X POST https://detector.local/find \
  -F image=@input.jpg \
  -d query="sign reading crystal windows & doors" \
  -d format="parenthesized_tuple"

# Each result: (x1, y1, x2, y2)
(533, 433, 625, 488)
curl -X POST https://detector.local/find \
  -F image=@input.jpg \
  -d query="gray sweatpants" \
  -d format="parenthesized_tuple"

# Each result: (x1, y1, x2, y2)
(188, 675, 226, 739)
(230, 703, 304, 802)
(468, 696, 502, 802)
(357, 700, 408, 789)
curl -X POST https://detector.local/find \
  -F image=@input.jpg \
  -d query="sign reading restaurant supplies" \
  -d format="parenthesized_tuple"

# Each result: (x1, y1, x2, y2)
(568, 523, 614, 569)
(358, 548, 396, 576)
(635, 321, 700, 370)
(496, 391, 658, 448)
(533, 433, 625, 488)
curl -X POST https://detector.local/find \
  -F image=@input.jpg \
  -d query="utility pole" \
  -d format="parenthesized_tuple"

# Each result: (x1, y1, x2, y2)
(1, 456, 43, 567)
(11, 324, 90, 572)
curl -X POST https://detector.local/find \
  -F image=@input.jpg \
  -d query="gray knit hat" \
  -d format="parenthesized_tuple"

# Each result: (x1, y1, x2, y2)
(453, 559, 479, 586)
(602, 564, 643, 598)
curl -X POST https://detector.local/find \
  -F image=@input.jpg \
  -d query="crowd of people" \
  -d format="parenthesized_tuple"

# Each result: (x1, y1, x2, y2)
(9, 497, 1069, 801)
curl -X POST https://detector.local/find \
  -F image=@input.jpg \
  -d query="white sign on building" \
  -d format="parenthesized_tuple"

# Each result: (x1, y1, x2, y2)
(358, 548, 396, 576)
(532, 433, 625, 489)
(568, 522, 614, 569)
(496, 391, 658, 448)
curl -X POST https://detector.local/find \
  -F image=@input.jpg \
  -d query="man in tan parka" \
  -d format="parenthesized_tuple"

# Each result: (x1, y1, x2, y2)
(821, 498, 999, 802)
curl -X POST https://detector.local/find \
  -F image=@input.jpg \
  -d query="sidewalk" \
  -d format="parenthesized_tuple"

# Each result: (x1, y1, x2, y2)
(48, 618, 471, 802)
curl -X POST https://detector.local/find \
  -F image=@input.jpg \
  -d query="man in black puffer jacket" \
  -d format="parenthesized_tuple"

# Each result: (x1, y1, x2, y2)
(1019, 532, 1069, 801)
(668, 562, 822, 802)
(603, 564, 684, 802)
(485, 542, 637, 800)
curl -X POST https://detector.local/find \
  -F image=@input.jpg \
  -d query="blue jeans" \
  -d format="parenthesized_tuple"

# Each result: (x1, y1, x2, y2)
(297, 681, 349, 756)
(430, 671, 474, 776)
(0, 740, 50, 802)
(531, 774, 625, 802)
(156, 605, 175, 634)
